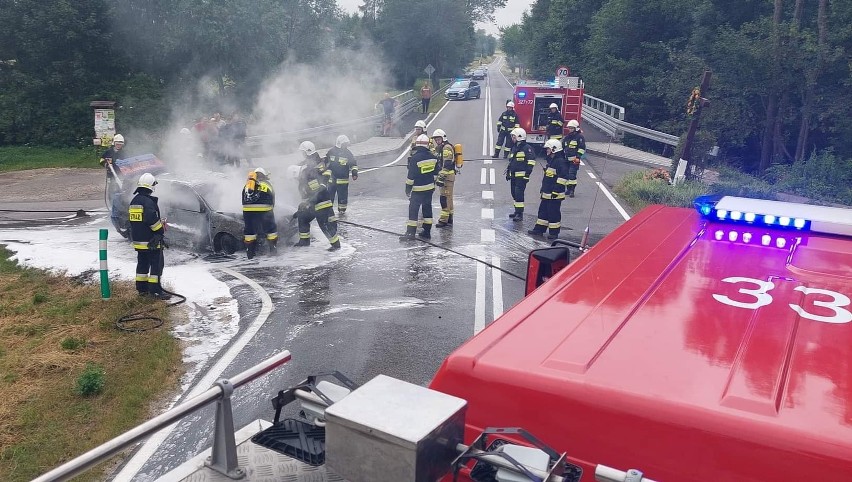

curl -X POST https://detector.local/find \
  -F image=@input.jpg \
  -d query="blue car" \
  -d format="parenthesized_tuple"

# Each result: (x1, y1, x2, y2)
(445, 80, 481, 101)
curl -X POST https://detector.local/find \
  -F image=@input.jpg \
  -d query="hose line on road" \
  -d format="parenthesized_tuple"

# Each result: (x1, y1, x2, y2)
(336, 219, 525, 281)
(115, 287, 187, 332)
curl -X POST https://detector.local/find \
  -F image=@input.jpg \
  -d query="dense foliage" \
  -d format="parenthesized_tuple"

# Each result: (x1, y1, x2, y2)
(0, 0, 500, 146)
(504, 0, 852, 177)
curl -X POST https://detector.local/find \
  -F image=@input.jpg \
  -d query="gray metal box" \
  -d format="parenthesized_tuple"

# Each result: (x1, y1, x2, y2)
(324, 374, 467, 482)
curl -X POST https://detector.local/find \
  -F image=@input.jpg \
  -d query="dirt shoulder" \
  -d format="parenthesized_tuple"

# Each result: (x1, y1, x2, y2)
(0, 168, 104, 203)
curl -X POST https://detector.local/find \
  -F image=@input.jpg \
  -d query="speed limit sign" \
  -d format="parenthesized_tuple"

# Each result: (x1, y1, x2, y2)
(555, 66, 570, 78)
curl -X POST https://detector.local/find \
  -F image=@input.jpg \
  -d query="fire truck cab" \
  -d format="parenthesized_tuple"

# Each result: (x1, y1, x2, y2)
(512, 76, 584, 147)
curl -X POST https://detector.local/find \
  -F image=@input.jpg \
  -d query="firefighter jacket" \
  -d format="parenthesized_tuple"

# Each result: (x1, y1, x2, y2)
(100, 146, 125, 174)
(562, 130, 586, 162)
(497, 109, 520, 132)
(545, 110, 564, 137)
(433, 142, 456, 175)
(326, 146, 358, 184)
(298, 162, 333, 211)
(129, 191, 164, 250)
(540, 151, 571, 199)
(242, 180, 275, 212)
(405, 146, 438, 196)
(507, 141, 537, 180)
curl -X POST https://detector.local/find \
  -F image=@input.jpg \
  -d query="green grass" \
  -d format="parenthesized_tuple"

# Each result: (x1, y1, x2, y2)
(0, 146, 100, 172)
(614, 171, 711, 213)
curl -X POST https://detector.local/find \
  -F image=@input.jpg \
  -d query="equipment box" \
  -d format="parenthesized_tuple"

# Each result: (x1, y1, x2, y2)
(324, 374, 466, 482)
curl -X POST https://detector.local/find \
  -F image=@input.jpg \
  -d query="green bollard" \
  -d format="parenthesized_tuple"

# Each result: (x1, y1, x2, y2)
(99, 228, 111, 299)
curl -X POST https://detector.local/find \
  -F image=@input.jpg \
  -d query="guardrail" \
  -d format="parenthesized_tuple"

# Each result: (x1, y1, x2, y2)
(32, 350, 293, 482)
(582, 94, 679, 146)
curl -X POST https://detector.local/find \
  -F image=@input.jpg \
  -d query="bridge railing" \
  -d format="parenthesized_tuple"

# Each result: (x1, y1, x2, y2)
(582, 94, 679, 147)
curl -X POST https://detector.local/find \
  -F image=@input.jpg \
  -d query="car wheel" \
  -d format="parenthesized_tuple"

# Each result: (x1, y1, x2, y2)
(215, 232, 240, 254)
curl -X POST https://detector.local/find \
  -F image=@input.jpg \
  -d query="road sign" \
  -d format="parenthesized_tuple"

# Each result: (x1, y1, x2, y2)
(555, 66, 570, 78)
(424, 64, 435, 77)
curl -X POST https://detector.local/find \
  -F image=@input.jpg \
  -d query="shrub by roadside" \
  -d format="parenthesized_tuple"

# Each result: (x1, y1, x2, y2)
(0, 246, 181, 482)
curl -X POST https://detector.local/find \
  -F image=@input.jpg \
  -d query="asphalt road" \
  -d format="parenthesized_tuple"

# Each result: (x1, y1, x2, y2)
(103, 58, 644, 480)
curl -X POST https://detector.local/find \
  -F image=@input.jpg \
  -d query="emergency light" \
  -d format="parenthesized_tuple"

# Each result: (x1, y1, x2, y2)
(517, 90, 527, 99)
(694, 195, 852, 237)
(709, 228, 801, 249)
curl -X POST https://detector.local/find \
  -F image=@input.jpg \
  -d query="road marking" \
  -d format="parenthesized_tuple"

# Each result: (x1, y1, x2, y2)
(596, 181, 631, 220)
(580, 160, 586, 166)
(481, 81, 490, 156)
(481, 208, 494, 219)
(474, 262, 486, 334)
(492, 256, 504, 319)
(489, 168, 496, 185)
(588, 172, 597, 179)
(481, 228, 495, 243)
(480, 167, 487, 185)
(484, 159, 492, 164)
(115, 266, 274, 480)
(482, 190, 494, 200)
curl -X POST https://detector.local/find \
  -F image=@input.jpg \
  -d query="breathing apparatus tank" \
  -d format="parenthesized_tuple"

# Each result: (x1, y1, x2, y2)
(454, 144, 464, 169)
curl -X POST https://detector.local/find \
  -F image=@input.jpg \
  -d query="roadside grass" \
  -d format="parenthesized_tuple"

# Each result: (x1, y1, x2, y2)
(0, 146, 101, 173)
(413, 78, 451, 115)
(0, 246, 181, 482)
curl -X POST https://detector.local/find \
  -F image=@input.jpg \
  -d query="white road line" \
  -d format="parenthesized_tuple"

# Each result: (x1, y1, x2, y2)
(596, 181, 631, 220)
(115, 266, 274, 480)
(481, 208, 494, 219)
(580, 160, 586, 166)
(480, 167, 487, 185)
(481, 228, 496, 243)
(491, 256, 504, 319)
(482, 82, 490, 156)
(482, 190, 494, 200)
(474, 262, 486, 334)
(484, 159, 492, 164)
(588, 172, 597, 179)
(489, 168, 496, 185)
(359, 101, 452, 174)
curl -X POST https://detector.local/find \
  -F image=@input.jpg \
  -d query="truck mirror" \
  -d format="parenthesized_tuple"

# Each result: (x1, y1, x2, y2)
(525, 246, 570, 295)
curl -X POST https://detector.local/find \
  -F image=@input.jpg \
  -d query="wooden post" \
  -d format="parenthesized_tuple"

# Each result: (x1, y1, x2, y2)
(674, 70, 712, 184)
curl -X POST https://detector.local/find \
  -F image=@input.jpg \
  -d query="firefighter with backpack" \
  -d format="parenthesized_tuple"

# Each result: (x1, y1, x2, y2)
(561, 119, 586, 197)
(241, 167, 278, 259)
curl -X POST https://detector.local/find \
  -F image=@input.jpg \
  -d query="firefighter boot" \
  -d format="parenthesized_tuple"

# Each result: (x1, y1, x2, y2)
(567, 185, 576, 198)
(492, 149, 499, 159)
(447, 214, 453, 225)
(328, 240, 341, 251)
(418, 225, 431, 239)
(293, 237, 310, 247)
(246, 241, 257, 259)
(268, 238, 278, 256)
(399, 225, 416, 241)
(512, 208, 523, 222)
(547, 231, 560, 241)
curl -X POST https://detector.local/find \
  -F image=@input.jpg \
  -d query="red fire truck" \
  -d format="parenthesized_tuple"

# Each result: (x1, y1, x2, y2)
(512, 68, 584, 148)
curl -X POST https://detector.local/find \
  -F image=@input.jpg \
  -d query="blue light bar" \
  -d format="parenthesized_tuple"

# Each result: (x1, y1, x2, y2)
(517, 90, 527, 99)
(694, 195, 852, 236)
(705, 227, 802, 249)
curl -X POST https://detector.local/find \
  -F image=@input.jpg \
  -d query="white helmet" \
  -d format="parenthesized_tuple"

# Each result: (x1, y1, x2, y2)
(549, 103, 559, 109)
(414, 120, 426, 129)
(179, 128, 191, 135)
(298, 140, 316, 156)
(254, 167, 269, 178)
(113, 134, 125, 144)
(510, 127, 526, 141)
(415, 134, 430, 147)
(544, 139, 562, 153)
(335, 134, 350, 148)
(431, 128, 447, 141)
(286, 164, 305, 180)
(567, 119, 580, 129)
(137, 172, 157, 191)
(506, 101, 515, 108)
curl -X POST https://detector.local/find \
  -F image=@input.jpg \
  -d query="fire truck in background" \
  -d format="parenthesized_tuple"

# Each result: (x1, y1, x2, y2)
(512, 66, 584, 148)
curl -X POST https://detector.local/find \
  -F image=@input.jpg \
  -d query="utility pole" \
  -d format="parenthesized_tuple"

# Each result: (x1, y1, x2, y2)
(674, 70, 711, 184)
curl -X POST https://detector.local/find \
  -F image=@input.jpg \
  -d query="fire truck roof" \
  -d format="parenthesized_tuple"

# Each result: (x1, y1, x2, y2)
(431, 198, 852, 480)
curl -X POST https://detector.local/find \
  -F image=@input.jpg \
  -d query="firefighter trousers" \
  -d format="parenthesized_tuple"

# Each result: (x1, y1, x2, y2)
(135, 248, 165, 294)
(510, 178, 528, 214)
(494, 130, 513, 156)
(243, 211, 277, 257)
(330, 182, 350, 212)
(567, 162, 579, 196)
(406, 190, 434, 235)
(532, 198, 563, 235)
(438, 172, 455, 223)
(297, 206, 340, 247)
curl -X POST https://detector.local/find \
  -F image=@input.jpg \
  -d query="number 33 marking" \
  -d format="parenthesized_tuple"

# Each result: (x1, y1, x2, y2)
(713, 276, 852, 324)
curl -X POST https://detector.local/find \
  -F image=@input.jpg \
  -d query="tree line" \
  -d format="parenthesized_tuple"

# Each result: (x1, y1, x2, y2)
(501, 0, 852, 176)
(0, 0, 500, 147)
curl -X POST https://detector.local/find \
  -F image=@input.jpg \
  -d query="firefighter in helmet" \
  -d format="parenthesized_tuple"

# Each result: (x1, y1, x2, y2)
(294, 141, 341, 250)
(241, 167, 278, 259)
(493, 101, 519, 158)
(528, 139, 570, 240)
(100, 134, 126, 177)
(401, 134, 438, 241)
(561, 119, 586, 198)
(431, 129, 456, 228)
(409, 120, 435, 165)
(129, 172, 170, 300)
(505, 128, 537, 222)
(326, 134, 358, 215)
(541, 103, 564, 141)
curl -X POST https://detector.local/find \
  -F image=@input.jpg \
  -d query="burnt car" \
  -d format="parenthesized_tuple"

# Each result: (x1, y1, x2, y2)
(445, 79, 481, 101)
(109, 176, 296, 254)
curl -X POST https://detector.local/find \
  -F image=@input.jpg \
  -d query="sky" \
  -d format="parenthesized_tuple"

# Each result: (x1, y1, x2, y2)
(336, 0, 533, 37)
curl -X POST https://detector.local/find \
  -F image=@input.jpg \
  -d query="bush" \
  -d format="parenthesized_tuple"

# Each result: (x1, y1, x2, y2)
(75, 363, 105, 397)
(765, 150, 852, 205)
(614, 170, 711, 212)
(709, 166, 778, 200)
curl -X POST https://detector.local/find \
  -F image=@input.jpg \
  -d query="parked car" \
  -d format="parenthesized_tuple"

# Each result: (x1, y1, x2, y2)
(472, 69, 486, 80)
(108, 175, 296, 254)
(445, 80, 481, 101)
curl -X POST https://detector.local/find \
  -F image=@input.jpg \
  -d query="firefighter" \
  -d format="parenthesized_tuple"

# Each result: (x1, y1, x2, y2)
(100, 134, 126, 189)
(242, 167, 278, 259)
(561, 119, 586, 197)
(493, 101, 519, 158)
(326, 134, 358, 215)
(401, 134, 438, 241)
(409, 120, 435, 165)
(528, 139, 570, 240)
(505, 128, 537, 222)
(431, 129, 456, 228)
(541, 103, 564, 141)
(128, 172, 170, 300)
(294, 141, 341, 250)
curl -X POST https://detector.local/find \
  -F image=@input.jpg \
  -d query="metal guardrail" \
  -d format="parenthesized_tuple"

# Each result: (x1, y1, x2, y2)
(582, 94, 679, 146)
(32, 351, 293, 482)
